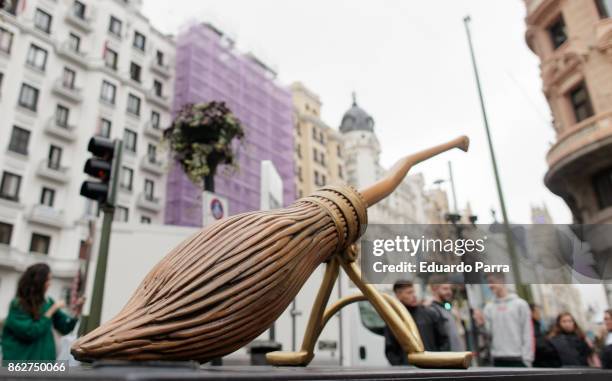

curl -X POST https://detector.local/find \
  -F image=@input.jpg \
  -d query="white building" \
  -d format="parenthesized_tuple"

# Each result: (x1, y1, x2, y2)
(0, 0, 175, 317)
(340, 96, 434, 226)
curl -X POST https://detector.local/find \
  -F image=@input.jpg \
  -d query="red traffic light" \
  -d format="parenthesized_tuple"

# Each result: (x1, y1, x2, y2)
(84, 159, 112, 181)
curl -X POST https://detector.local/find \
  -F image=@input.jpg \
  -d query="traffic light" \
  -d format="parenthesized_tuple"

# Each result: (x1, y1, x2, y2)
(80, 137, 122, 206)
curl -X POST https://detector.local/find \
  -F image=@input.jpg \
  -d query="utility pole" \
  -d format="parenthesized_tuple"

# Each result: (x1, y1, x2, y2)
(463, 16, 531, 301)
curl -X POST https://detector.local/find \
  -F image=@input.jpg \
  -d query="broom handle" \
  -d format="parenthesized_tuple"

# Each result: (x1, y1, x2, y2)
(359, 135, 469, 207)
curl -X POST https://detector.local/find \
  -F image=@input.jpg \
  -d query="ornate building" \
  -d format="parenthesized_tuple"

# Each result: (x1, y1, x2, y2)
(339, 95, 434, 225)
(524, 0, 612, 297)
(524, 0, 612, 224)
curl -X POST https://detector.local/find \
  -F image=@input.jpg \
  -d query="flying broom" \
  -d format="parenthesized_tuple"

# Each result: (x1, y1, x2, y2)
(72, 135, 470, 367)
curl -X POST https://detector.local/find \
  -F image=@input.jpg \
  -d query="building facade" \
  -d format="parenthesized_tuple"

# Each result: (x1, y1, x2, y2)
(339, 95, 433, 225)
(165, 22, 295, 226)
(524, 0, 612, 224)
(291, 82, 344, 198)
(524, 0, 612, 302)
(0, 0, 175, 316)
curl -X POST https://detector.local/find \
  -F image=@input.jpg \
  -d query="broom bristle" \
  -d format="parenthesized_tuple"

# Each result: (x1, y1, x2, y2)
(72, 186, 367, 362)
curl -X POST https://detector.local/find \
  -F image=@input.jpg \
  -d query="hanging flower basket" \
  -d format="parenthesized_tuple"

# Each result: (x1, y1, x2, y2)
(164, 102, 245, 190)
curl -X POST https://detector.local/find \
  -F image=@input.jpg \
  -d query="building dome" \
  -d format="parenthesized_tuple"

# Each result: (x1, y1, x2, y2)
(339, 93, 375, 134)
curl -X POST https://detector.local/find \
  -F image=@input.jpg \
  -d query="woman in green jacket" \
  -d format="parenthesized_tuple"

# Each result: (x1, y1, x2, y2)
(1, 263, 82, 361)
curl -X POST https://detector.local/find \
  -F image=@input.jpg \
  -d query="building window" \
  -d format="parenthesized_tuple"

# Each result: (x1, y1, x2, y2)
(314, 170, 320, 187)
(40, 187, 55, 207)
(153, 80, 163, 96)
(0, 72, 3, 98)
(296, 143, 302, 158)
(0, 171, 21, 201)
(48, 145, 62, 169)
(321, 174, 326, 185)
(1, 0, 18, 15)
(155, 50, 164, 65)
(56, 105, 70, 127)
(30, 233, 51, 254)
(548, 16, 567, 50)
(73, 1, 86, 19)
(104, 48, 118, 70)
(144, 179, 155, 200)
(100, 80, 116, 104)
(297, 166, 303, 182)
(8, 126, 30, 155)
(115, 206, 129, 222)
(151, 111, 160, 128)
(568, 82, 594, 123)
(109, 16, 122, 37)
(594, 167, 612, 209)
(68, 33, 81, 52)
(26, 44, 48, 71)
(120, 166, 133, 190)
(320, 153, 325, 166)
(147, 143, 157, 162)
(133, 31, 146, 51)
(127, 93, 141, 116)
(141, 216, 151, 224)
(62, 67, 76, 89)
(129, 62, 141, 82)
(124, 129, 137, 152)
(0, 27, 13, 54)
(597, 0, 612, 18)
(338, 165, 343, 179)
(0, 222, 12, 245)
(337, 145, 342, 158)
(34, 8, 52, 34)
(18, 83, 39, 111)
(99, 118, 112, 138)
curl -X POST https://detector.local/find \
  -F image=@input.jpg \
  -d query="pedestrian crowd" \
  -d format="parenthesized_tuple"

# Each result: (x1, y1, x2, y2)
(385, 273, 612, 369)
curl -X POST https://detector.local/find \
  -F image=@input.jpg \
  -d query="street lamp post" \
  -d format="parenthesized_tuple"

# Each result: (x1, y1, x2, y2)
(463, 16, 531, 301)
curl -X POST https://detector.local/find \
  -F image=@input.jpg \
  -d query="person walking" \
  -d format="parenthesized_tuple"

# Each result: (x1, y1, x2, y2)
(473, 273, 534, 367)
(600, 309, 612, 369)
(428, 275, 465, 351)
(547, 312, 592, 367)
(530, 304, 560, 367)
(384, 280, 449, 365)
(1, 263, 83, 361)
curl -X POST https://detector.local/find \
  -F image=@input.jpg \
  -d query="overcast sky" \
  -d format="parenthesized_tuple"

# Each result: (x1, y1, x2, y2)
(142, 0, 573, 225)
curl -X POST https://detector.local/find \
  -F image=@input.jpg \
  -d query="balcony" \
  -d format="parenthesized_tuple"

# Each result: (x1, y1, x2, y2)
(137, 193, 162, 213)
(52, 79, 83, 103)
(36, 160, 70, 184)
(44, 117, 77, 142)
(145, 89, 171, 110)
(56, 41, 88, 68)
(0, 244, 81, 279)
(64, 11, 92, 33)
(25, 204, 66, 229)
(140, 155, 165, 176)
(150, 61, 171, 78)
(144, 121, 163, 140)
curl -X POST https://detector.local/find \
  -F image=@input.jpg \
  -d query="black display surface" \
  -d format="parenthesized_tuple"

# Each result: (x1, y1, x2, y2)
(1, 363, 612, 381)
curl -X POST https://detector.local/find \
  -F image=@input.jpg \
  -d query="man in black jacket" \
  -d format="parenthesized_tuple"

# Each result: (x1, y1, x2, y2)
(384, 281, 449, 365)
